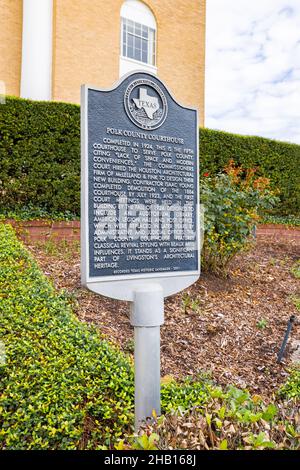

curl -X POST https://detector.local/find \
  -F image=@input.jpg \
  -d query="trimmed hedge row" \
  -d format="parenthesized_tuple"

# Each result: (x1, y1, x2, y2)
(0, 224, 299, 449)
(0, 97, 80, 217)
(0, 224, 134, 449)
(201, 129, 300, 216)
(0, 97, 299, 217)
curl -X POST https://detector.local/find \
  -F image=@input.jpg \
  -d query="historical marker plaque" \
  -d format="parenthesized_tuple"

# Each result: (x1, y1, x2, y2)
(81, 72, 200, 301)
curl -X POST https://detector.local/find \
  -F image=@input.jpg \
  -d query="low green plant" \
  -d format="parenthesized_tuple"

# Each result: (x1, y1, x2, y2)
(190, 299, 201, 312)
(291, 261, 300, 279)
(290, 295, 300, 311)
(161, 376, 222, 414)
(0, 206, 78, 222)
(256, 318, 268, 329)
(243, 432, 275, 449)
(0, 223, 226, 449)
(182, 293, 192, 313)
(262, 214, 300, 227)
(123, 338, 135, 354)
(39, 239, 80, 260)
(200, 128, 300, 217)
(280, 369, 300, 399)
(140, 385, 299, 450)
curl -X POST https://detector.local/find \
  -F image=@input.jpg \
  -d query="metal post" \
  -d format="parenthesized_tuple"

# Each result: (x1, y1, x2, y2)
(130, 284, 164, 431)
(277, 315, 296, 363)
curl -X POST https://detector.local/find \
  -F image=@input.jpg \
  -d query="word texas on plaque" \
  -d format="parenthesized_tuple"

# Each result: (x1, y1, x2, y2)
(81, 72, 200, 301)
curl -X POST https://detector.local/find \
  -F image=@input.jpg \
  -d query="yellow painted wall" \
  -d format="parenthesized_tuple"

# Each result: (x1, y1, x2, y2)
(0, 0, 206, 124)
(53, 0, 205, 123)
(0, 0, 22, 97)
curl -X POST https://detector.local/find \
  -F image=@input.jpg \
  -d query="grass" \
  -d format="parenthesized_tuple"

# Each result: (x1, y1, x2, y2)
(261, 214, 300, 227)
(291, 261, 300, 280)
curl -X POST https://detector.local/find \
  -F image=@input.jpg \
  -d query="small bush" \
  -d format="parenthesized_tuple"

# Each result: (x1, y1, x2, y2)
(201, 161, 279, 275)
(291, 261, 300, 279)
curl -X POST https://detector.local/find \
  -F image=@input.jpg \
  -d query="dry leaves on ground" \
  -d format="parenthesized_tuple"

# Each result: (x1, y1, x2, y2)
(27, 236, 300, 398)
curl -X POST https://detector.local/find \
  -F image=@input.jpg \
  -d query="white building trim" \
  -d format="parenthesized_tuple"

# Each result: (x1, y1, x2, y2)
(120, 0, 157, 77)
(20, 0, 53, 101)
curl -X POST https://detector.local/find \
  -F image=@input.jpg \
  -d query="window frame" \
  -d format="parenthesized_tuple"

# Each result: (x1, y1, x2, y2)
(121, 17, 157, 68)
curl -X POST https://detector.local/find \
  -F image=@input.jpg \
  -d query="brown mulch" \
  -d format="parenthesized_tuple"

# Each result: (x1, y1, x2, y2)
(26, 237, 300, 398)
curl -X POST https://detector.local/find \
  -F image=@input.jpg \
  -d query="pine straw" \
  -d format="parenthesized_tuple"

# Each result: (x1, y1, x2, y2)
(27, 236, 300, 399)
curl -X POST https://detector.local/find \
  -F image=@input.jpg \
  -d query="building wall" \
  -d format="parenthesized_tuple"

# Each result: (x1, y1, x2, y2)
(0, 0, 206, 124)
(53, 0, 205, 123)
(0, 0, 22, 97)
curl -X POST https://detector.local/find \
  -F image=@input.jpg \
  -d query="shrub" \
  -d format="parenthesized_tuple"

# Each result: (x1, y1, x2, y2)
(0, 97, 80, 217)
(0, 97, 299, 219)
(138, 386, 300, 450)
(291, 261, 300, 279)
(201, 161, 279, 274)
(1, 223, 299, 450)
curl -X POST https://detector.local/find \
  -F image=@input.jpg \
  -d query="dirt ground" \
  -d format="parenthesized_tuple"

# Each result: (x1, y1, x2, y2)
(27, 236, 300, 398)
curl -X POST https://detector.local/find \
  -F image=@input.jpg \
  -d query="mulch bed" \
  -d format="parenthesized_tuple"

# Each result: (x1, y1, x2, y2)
(26, 237, 300, 398)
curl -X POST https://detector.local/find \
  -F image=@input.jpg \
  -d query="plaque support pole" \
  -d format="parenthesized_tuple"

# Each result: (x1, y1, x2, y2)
(130, 284, 164, 432)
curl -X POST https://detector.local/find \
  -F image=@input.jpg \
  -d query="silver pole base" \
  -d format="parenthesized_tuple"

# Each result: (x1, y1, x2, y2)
(134, 326, 161, 430)
(130, 284, 164, 431)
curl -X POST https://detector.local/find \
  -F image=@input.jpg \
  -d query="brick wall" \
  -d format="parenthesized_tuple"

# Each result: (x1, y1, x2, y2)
(6, 221, 300, 244)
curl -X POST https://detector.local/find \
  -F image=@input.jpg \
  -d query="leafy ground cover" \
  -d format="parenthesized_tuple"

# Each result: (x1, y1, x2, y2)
(140, 386, 300, 450)
(1, 97, 299, 218)
(262, 214, 300, 227)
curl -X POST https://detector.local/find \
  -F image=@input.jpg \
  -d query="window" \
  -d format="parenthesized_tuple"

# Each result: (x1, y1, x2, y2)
(122, 18, 156, 66)
(120, 1, 157, 77)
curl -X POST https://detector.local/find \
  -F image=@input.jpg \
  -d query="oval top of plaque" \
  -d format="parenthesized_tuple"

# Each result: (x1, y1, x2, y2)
(81, 71, 200, 301)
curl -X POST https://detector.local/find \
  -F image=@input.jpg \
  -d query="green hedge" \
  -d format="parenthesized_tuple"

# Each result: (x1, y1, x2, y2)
(201, 128, 300, 216)
(0, 97, 299, 218)
(0, 97, 80, 218)
(0, 224, 134, 449)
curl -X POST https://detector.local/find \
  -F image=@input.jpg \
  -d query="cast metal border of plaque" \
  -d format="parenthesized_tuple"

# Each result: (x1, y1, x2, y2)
(81, 71, 200, 301)
(124, 78, 168, 130)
